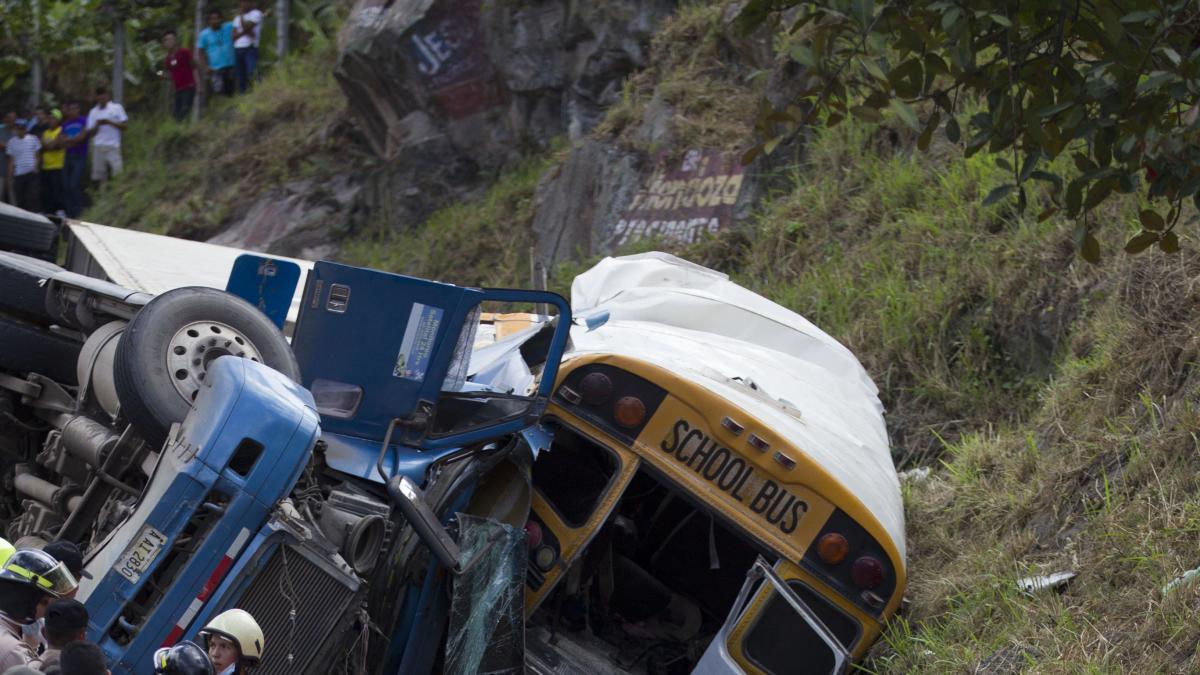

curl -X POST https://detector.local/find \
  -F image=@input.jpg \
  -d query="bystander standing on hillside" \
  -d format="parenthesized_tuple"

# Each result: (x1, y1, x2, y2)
(5, 124, 40, 212)
(0, 112, 16, 204)
(198, 10, 236, 97)
(86, 86, 127, 186)
(26, 107, 49, 137)
(163, 30, 197, 121)
(40, 110, 67, 216)
(60, 102, 88, 217)
(232, 0, 263, 93)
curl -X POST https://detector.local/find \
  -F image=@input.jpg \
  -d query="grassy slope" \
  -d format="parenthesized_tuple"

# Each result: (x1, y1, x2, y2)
(87, 3, 1200, 671)
(693, 120, 1200, 673)
(84, 39, 353, 238)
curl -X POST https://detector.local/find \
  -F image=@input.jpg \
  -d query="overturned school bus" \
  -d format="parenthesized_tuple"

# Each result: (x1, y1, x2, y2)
(0, 214, 903, 675)
(518, 254, 905, 674)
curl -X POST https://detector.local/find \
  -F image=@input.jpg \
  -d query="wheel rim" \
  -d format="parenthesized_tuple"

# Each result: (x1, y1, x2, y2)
(165, 321, 264, 403)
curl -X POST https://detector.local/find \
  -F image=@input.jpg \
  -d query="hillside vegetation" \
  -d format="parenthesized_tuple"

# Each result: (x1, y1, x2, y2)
(84, 3, 1200, 672)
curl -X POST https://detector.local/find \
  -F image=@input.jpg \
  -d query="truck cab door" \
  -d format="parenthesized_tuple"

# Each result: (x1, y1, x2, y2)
(291, 262, 571, 458)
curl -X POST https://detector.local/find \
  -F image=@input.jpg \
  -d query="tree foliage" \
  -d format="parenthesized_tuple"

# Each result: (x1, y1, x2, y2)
(0, 0, 340, 111)
(738, 0, 1200, 260)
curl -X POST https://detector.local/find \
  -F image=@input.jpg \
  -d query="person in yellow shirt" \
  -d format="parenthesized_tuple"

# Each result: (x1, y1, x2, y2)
(39, 110, 66, 216)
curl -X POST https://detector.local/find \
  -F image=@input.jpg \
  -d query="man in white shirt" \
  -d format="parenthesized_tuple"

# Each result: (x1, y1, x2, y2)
(5, 123, 41, 212)
(85, 86, 128, 184)
(232, 0, 263, 94)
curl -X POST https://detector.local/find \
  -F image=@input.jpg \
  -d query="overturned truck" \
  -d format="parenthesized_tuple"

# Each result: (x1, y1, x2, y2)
(0, 220, 904, 675)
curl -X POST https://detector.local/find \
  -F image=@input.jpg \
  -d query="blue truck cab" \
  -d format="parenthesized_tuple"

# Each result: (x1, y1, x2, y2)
(59, 259, 571, 674)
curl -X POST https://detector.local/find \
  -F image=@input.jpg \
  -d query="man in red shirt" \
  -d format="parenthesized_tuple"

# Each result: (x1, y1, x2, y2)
(163, 30, 197, 121)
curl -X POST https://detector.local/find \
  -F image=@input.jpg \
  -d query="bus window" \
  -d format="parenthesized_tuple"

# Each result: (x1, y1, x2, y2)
(532, 424, 618, 527)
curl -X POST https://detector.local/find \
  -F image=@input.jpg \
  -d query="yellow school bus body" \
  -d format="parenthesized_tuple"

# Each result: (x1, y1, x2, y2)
(522, 253, 905, 673)
(527, 354, 905, 668)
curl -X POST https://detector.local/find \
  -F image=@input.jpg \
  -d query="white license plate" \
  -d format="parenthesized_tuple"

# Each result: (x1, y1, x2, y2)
(115, 525, 168, 583)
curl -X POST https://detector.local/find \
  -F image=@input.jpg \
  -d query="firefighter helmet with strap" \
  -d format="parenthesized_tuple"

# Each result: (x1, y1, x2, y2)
(199, 609, 264, 663)
(0, 549, 77, 597)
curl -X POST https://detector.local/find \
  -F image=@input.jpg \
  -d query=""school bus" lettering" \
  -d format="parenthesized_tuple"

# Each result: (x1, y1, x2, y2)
(660, 419, 807, 535)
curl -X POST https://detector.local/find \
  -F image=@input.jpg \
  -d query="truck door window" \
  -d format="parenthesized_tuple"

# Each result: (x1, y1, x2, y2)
(428, 302, 559, 439)
(532, 424, 617, 527)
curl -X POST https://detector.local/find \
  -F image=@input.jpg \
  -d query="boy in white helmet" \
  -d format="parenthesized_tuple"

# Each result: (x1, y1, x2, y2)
(198, 609, 263, 675)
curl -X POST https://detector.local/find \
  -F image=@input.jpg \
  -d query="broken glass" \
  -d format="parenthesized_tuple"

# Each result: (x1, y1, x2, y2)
(444, 514, 527, 675)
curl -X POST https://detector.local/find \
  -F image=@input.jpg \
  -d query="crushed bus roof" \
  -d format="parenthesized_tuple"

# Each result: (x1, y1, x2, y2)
(567, 252, 905, 562)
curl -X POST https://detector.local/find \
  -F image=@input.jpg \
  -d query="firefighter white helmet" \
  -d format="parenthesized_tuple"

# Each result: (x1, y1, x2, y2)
(199, 609, 264, 663)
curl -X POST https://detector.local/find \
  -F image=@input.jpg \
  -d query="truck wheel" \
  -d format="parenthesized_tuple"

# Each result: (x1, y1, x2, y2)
(0, 252, 63, 325)
(0, 206, 58, 258)
(0, 314, 81, 384)
(113, 287, 300, 446)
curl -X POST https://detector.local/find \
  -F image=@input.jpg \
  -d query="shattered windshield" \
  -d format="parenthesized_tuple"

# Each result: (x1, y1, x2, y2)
(445, 514, 527, 675)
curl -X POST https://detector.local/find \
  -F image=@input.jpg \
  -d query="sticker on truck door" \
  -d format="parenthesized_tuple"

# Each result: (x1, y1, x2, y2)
(115, 525, 168, 584)
(394, 303, 444, 381)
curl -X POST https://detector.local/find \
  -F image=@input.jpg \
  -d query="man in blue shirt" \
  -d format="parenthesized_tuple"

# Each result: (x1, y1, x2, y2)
(60, 101, 88, 217)
(198, 9, 235, 97)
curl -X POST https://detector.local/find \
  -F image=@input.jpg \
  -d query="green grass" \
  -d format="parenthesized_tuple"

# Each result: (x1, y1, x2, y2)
(339, 151, 558, 289)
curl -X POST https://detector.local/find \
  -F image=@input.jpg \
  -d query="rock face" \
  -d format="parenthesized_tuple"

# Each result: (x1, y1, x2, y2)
(203, 0, 780, 265)
(208, 175, 362, 260)
(335, 0, 676, 166)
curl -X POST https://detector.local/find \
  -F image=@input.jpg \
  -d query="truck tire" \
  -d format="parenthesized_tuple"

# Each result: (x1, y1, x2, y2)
(0, 252, 63, 324)
(113, 287, 301, 447)
(0, 204, 58, 258)
(0, 314, 82, 384)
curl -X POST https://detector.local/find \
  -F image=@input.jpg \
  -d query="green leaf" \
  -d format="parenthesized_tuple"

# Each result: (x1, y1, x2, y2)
(1083, 181, 1113, 212)
(1019, 151, 1041, 182)
(826, 112, 845, 127)
(1073, 153, 1098, 173)
(859, 56, 889, 83)
(789, 45, 815, 67)
(1160, 46, 1182, 66)
(851, 0, 875, 28)
(942, 7, 962, 31)
(1029, 170, 1063, 195)
(1080, 233, 1101, 263)
(945, 116, 961, 143)
(734, 0, 776, 34)
(1034, 101, 1073, 118)
(995, 157, 1013, 171)
(1120, 10, 1158, 23)
(917, 111, 941, 151)
(1066, 178, 1085, 217)
(1159, 231, 1180, 253)
(983, 184, 1016, 206)
(851, 105, 884, 122)
(1124, 231, 1158, 254)
(888, 99, 920, 131)
(740, 143, 764, 166)
(1139, 209, 1165, 231)
(989, 13, 1011, 27)
(1136, 71, 1177, 94)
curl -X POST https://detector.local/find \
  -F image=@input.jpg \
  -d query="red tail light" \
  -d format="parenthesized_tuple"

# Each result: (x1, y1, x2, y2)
(613, 396, 646, 428)
(851, 556, 884, 588)
(580, 372, 613, 405)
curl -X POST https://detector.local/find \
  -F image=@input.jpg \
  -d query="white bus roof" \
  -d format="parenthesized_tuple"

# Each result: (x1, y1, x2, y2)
(66, 221, 314, 325)
(568, 253, 905, 562)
